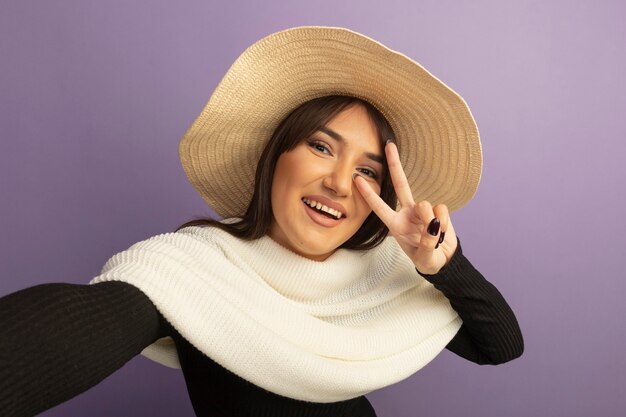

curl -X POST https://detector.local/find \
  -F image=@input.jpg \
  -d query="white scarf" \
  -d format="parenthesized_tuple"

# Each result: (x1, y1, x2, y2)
(91, 225, 461, 402)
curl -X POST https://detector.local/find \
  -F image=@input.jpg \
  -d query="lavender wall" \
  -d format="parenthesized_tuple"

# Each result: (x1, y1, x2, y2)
(1, 1, 624, 416)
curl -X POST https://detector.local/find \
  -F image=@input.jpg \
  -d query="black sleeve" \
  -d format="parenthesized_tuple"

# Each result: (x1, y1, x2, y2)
(421, 241, 524, 365)
(0, 281, 165, 417)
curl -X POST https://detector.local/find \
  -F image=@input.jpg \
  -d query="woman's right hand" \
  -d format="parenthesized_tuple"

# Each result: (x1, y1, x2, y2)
(353, 141, 458, 275)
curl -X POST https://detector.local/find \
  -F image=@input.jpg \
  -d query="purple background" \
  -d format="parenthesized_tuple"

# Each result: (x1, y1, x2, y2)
(1, 1, 624, 416)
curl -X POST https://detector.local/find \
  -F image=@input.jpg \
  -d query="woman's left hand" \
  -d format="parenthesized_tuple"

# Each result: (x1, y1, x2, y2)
(353, 141, 458, 275)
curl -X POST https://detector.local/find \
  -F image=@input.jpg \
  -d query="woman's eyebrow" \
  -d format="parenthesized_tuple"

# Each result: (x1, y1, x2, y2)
(319, 126, 384, 164)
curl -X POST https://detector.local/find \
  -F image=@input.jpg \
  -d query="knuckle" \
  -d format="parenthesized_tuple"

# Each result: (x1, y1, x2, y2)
(416, 200, 432, 211)
(433, 203, 449, 216)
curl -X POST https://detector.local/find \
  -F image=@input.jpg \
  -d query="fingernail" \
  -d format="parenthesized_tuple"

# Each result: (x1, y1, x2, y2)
(386, 139, 393, 145)
(427, 218, 440, 236)
(438, 231, 445, 245)
(352, 173, 359, 181)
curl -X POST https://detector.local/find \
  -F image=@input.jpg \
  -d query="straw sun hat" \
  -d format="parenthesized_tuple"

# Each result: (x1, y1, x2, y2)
(179, 26, 482, 217)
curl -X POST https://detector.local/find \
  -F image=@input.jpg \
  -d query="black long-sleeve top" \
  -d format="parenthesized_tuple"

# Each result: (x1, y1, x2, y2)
(0, 243, 523, 417)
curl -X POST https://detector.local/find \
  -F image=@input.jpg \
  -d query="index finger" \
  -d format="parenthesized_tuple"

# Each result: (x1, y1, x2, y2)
(353, 174, 397, 226)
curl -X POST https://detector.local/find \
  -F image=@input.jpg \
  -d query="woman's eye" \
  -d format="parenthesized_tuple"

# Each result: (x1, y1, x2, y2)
(358, 168, 378, 179)
(308, 141, 331, 155)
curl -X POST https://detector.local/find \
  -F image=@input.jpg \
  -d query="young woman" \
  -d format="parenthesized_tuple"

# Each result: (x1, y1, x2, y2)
(0, 27, 523, 417)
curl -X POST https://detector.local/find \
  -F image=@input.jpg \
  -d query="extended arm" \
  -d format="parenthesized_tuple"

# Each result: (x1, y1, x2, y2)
(422, 243, 524, 365)
(0, 281, 164, 417)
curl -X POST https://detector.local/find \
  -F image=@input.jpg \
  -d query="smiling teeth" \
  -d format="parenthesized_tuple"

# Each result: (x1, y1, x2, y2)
(302, 198, 343, 219)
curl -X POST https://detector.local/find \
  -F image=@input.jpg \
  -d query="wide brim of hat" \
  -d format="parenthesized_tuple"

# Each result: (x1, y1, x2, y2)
(179, 26, 482, 217)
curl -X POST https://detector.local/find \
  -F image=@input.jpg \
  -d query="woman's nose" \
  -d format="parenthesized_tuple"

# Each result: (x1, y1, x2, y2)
(322, 164, 353, 197)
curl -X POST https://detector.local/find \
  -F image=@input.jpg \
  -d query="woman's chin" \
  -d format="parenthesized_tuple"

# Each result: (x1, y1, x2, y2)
(291, 242, 338, 262)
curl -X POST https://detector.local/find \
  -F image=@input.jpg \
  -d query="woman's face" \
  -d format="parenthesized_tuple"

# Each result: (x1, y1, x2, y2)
(268, 104, 384, 261)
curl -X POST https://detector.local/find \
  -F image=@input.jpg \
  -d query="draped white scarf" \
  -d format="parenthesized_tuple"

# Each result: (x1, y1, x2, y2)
(91, 225, 461, 402)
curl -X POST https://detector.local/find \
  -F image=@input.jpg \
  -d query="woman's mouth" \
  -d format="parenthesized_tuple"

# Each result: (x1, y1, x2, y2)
(302, 198, 344, 219)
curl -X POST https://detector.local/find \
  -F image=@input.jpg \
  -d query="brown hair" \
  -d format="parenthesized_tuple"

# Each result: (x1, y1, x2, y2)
(177, 95, 397, 250)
